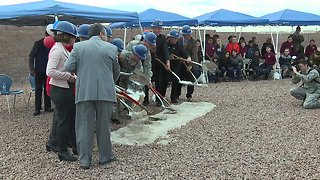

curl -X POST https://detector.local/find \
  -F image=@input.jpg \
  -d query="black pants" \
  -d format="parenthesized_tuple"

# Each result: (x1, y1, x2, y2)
(185, 66, 201, 98)
(49, 85, 76, 152)
(34, 71, 51, 111)
(170, 61, 183, 101)
(143, 85, 149, 103)
(154, 66, 169, 103)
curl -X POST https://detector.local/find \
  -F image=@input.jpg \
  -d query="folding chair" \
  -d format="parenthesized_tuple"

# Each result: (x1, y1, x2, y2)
(28, 75, 36, 105)
(0, 74, 24, 113)
(242, 59, 251, 80)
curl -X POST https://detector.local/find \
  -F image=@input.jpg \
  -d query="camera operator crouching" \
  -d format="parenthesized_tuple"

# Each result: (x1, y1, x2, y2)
(289, 59, 320, 109)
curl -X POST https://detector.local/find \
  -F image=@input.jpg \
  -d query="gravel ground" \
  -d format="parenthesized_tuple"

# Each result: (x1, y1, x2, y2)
(1, 79, 320, 179)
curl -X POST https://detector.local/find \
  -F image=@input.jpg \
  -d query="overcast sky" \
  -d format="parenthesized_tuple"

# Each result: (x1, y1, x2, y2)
(1, 0, 320, 18)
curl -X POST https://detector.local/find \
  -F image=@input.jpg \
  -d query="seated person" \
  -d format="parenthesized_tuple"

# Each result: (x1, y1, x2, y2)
(246, 40, 256, 60)
(227, 50, 242, 81)
(259, 46, 276, 80)
(249, 50, 264, 80)
(279, 48, 292, 78)
(308, 51, 320, 69)
(305, 39, 317, 58)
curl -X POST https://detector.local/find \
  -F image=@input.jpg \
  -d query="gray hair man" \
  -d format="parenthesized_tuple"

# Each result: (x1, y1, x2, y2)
(64, 23, 120, 169)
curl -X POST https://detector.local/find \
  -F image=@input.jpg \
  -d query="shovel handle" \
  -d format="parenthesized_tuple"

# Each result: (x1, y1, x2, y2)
(156, 58, 181, 82)
(116, 89, 150, 113)
(148, 84, 171, 106)
(172, 54, 202, 67)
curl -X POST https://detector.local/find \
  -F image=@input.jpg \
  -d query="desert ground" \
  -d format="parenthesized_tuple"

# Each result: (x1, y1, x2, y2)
(1, 26, 320, 179)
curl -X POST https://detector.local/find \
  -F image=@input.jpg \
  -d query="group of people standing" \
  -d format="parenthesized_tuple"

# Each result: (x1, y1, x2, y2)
(29, 21, 120, 169)
(28, 19, 203, 169)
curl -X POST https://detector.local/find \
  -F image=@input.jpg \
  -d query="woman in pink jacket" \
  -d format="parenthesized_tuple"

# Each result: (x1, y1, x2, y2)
(46, 21, 77, 161)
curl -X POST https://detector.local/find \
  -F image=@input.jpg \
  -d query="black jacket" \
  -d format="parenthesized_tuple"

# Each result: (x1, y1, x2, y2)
(29, 38, 50, 73)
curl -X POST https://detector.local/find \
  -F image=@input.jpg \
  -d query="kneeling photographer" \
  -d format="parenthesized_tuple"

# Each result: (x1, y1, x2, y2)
(289, 59, 320, 109)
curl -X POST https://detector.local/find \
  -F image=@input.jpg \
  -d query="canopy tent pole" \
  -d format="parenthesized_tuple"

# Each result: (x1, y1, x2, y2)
(198, 26, 204, 62)
(124, 28, 127, 45)
(238, 26, 243, 41)
(203, 28, 206, 61)
(269, 25, 275, 47)
(54, 15, 58, 22)
(275, 25, 280, 58)
(138, 20, 143, 34)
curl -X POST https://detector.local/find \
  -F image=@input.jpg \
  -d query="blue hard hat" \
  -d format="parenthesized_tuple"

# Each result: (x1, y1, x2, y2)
(181, 25, 192, 35)
(143, 32, 157, 46)
(77, 24, 90, 38)
(104, 26, 112, 37)
(51, 21, 77, 36)
(151, 19, 163, 28)
(111, 38, 124, 52)
(167, 29, 180, 39)
(133, 44, 148, 60)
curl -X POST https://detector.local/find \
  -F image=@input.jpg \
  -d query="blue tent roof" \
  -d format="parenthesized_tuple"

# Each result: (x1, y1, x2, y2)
(260, 9, 320, 26)
(0, 0, 139, 26)
(194, 9, 269, 26)
(109, 8, 198, 28)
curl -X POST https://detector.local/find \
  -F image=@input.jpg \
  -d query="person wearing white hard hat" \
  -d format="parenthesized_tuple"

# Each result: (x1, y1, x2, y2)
(28, 24, 54, 116)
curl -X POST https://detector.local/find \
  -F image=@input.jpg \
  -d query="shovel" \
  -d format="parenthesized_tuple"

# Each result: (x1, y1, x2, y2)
(129, 70, 177, 112)
(115, 86, 155, 115)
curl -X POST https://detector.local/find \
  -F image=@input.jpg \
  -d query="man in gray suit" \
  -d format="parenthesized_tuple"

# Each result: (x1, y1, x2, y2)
(64, 23, 120, 169)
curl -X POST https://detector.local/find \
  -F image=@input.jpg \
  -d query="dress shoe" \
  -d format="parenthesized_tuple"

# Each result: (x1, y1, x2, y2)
(99, 156, 117, 166)
(33, 111, 41, 116)
(46, 144, 57, 153)
(72, 148, 78, 156)
(187, 97, 193, 102)
(58, 151, 77, 161)
(80, 165, 90, 170)
(111, 118, 121, 124)
(45, 108, 54, 112)
(171, 99, 178, 104)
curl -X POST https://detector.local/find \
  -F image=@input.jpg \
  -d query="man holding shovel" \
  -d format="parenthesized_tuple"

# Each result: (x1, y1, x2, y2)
(178, 25, 199, 102)
(126, 32, 157, 105)
(166, 29, 189, 103)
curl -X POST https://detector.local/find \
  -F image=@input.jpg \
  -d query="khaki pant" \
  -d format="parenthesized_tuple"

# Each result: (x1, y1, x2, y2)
(290, 87, 320, 109)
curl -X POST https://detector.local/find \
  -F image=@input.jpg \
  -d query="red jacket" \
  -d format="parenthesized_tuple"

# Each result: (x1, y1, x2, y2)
(305, 45, 317, 58)
(280, 41, 295, 56)
(264, 52, 276, 65)
(226, 43, 240, 54)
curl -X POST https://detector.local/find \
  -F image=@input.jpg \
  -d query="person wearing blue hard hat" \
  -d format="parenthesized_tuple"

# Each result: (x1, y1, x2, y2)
(111, 38, 124, 53)
(77, 24, 90, 41)
(104, 26, 112, 42)
(151, 19, 171, 107)
(166, 29, 188, 103)
(118, 44, 148, 89)
(46, 20, 78, 162)
(125, 32, 157, 106)
(178, 25, 199, 102)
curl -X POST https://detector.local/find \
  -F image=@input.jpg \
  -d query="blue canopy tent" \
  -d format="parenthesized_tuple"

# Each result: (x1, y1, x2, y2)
(194, 9, 269, 67)
(195, 9, 269, 26)
(109, 8, 198, 28)
(261, 9, 320, 53)
(0, 0, 139, 26)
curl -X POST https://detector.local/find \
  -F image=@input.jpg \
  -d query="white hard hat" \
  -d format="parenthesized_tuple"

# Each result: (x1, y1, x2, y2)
(46, 24, 54, 36)
(134, 34, 142, 41)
